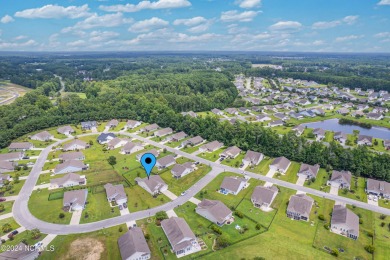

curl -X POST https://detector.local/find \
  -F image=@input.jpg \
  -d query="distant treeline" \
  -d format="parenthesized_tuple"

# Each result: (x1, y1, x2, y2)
(339, 118, 372, 129)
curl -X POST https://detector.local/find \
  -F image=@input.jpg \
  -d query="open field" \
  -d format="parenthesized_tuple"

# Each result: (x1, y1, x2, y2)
(0, 81, 31, 105)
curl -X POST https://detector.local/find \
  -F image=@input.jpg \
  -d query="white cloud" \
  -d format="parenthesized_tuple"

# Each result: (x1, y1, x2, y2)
(378, 0, 390, 5)
(62, 13, 133, 32)
(269, 21, 302, 31)
(100, 0, 191, 12)
(67, 40, 86, 47)
(1, 15, 14, 24)
(220, 10, 259, 22)
(14, 35, 27, 40)
(129, 17, 169, 33)
(375, 32, 390, 38)
(312, 40, 325, 46)
(312, 15, 358, 29)
(173, 17, 207, 26)
(0, 39, 37, 49)
(335, 35, 363, 42)
(235, 0, 261, 9)
(15, 4, 91, 19)
(187, 23, 210, 33)
(169, 33, 218, 43)
(89, 31, 119, 42)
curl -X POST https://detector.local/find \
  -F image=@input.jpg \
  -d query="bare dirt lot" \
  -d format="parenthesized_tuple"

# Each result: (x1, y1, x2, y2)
(61, 238, 104, 260)
(0, 82, 31, 105)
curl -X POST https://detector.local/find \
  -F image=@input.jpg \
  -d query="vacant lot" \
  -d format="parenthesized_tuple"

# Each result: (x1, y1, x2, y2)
(0, 82, 31, 105)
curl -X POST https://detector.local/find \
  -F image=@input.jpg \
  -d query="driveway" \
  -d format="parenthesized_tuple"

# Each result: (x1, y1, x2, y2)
(189, 197, 201, 205)
(166, 209, 178, 218)
(39, 234, 57, 250)
(0, 213, 13, 220)
(162, 190, 178, 200)
(295, 175, 306, 194)
(329, 185, 339, 195)
(264, 169, 276, 187)
(70, 211, 82, 225)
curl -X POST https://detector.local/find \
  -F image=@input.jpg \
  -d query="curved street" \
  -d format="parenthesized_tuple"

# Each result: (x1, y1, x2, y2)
(12, 131, 390, 235)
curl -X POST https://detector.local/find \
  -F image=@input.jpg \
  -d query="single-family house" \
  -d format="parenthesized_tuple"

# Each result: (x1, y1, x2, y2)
(297, 163, 320, 179)
(274, 113, 289, 121)
(256, 114, 271, 122)
(8, 142, 33, 151)
(136, 149, 159, 161)
(81, 121, 97, 130)
(0, 152, 24, 162)
(154, 128, 173, 137)
(334, 131, 348, 144)
(251, 185, 278, 209)
(140, 124, 159, 133)
(313, 128, 326, 140)
(366, 113, 383, 120)
(225, 108, 238, 115)
(118, 228, 151, 260)
(366, 178, 390, 199)
(171, 162, 195, 178)
(199, 141, 224, 153)
(337, 108, 349, 115)
(63, 189, 88, 211)
(104, 183, 127, 206)
(292, 125, 305, 136)
(243, 150, 264, 166)
(107, 119, 119, 128)
(54, 160, 88, 175)
(384, 140, 390, 150)
(126, 120, 142, 130)
(0, 174, 11, 187)
(97, 133, 116, 144)
(286, 194, 314, 221)
(182, 136, 204, 147)
(57, 125, 75, 135)
(156, 155, 175, 169)
(220, 176, 248, 195)
(221, 146, 241, 159)
(269, 156, 291, 174)
(327, 170, 352, 189)
(289, 112, 304, 120)
(31, 131, 53, 142)
(121, 142, 144, 155)
(211, 108, 224, 116)
(161, 217, 200, 257)
(0, 161, 14, 174)
(195, 199, 232, 226)
(170, 132, 188, 142)
(59, 151, 85, 162)
(135, 175, 168, 196)
(357, 135, 373, 146)
(50, 173, 86, 189)
(181, 111, 197, 118)
(63, 140, 89, 151)
(108, 138, 130, 150)
(331, 205, 359, 240)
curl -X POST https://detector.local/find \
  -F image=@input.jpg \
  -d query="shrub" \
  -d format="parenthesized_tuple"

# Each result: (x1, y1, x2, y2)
(364, 245, 375, 254)
(380, 222, 385, 227)
(359, 219, 363, 224)
(323, 224, 330, 230)
(331, 249, 339, 257)
(59, 213, 65, 219)
(367, 232, 374, 238)
(318, 214, 325, 221)
(119, 227, 123, 232)
(379, 214, 386, 220)
(144, 234, 150, 240)
(155, 211, 168, 221)
(255, 223, 261, 230)
(216, 234, 230, 248)
(235, 210, 244, 219)
(211, 224, 222, 235)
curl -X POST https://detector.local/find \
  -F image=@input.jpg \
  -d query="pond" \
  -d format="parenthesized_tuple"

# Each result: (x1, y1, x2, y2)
(302, 119, 390, 140)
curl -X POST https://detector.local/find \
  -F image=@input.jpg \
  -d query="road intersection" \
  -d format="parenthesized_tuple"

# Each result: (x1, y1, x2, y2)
(12, 131, 390, 235)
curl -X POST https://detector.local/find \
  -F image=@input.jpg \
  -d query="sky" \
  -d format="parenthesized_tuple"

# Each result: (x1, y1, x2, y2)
(0, 0, 390, 52)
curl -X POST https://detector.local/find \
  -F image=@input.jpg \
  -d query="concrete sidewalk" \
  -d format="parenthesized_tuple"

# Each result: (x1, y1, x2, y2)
(0, 213, 13, 220)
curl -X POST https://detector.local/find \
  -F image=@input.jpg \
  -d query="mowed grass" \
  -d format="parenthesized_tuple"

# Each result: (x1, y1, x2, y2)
(202, 187, 332, 260)
(374, 213, 390, 259)
(197, 147, 226, 162)
(275, 161, 300, 184)
(125, 185, 170, 213)
(304, 168, 331, 193)
(0, 217, 20, 235)
(28, 189, 72, 224)
(2, 180, 25, 196)
(159, 164, 212, 196)
(40, 224, 126, 260)
(246, 157, 273, 175)
(0, 201, 14, 215)
(313, 198, 374, 260)
(0, 231, 47, 251)
(181, 144, 201, 154)
(338, 176, 367, 202)
(80, 192, 120, 224)
(221, 153, 245, 168)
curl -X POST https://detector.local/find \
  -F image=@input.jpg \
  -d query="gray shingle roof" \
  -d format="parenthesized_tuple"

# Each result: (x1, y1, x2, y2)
(287, 194, 314, 217)
(118, 228, 151, 260)
(220, 176, 247, 193)
(251, 185, 278, 205)
(331, 205, 359, 237)
(161, 217, 196, 252)
(196, 199, 232, 223)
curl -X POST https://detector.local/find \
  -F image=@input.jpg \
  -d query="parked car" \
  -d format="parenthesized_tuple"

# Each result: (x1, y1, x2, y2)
(194, 161, 200, 165)
(181, 191, 187, 196)
(119, 205, 123, 210)
(123, 203, 127, 209)
(12, 230, 18, 235)
(0, 198, 6, 202)
(240, 163, 244, 168)
(22, 156, 30, 159)
(34, 242, 43, 249)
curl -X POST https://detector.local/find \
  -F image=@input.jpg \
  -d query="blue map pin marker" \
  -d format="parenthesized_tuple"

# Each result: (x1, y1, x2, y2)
(140, 153, 156, 179)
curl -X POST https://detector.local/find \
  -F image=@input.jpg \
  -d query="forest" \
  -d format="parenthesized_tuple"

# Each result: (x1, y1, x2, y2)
(0, 53, 389, 182)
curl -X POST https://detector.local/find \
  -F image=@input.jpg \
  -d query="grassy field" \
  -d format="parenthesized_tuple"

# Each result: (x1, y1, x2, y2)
(159, 164, 212, 196)
(61, 92, 87, 99)
(221, 153, 245, 168)
(373, 213, 390, 259)
(28, 189, 72, 224)
(0, 201, 14, 215)
(304, 168, 331, 192)
(378, 199, 390, 209)
(125, 185, 170, 213)
(246, 157, 273, 175)
(198, 147, 226, 162)
(275, 161, 300, 184)
(181, 144, 201, 154)
(339, 176, 367, 202)
(80, 192, 120, 224)
(40, 224, 127, 260)
(0, 217, 20, 236)
(2, 180, 25, 196)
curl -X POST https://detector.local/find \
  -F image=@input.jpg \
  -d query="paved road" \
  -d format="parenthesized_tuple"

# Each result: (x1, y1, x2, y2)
(12, 131, 390, 235)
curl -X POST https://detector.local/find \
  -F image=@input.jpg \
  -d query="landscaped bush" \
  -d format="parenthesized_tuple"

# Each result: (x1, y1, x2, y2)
(211, 224, 223, 235)
(235, 210, 244, 219)
(58, 213, 65, 219)
(323, 224, 330, 230)
(318, 214, 325, 221)
(331, 248, 339, 257)
(255, 223, 261, 230)
(155, 211, 168, 221)
(367, 232, 373, 238)
(364, 245, 375, 254)
(216, 234, 230, 249)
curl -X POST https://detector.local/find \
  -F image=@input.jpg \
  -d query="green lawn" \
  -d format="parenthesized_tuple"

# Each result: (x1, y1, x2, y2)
(80, 192, 120, 224)
(159, 164, 212, 196)
(165, 137, 190, 148)
(338, 176, 367, 202)
(28, 189, 72, 224)
(246, 157, 273, 175)
(0, 201, 14, 215)
(43, 160, 60, 171)
(2, 180, 25, 196)
(125, 185, 170, 213)
(181, 144, 201, 154)
(374, 213, 390, 259)
(198, 147, 226, 162)
(304, 168, 331, 193)
(275, 161, 300, 184)
(0, 217, 20, 236)
(324, 131, 334, 142)
(0, 231, 47, 252)
(378, 199, 390, 209)
(221, 153, 245, 168)
(40, 224, 126, 260)
(24, 150, 41, 157)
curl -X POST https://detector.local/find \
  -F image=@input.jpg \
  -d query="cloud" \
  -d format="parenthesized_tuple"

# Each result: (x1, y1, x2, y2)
(1, 15, 14, 24)
(89, 31, 119, 42)
(100, 0, 191, 12)
(187, 23, 210, 33)
(0, 39, 37, 49)
(312, 15, 358, 29)
(169, 33, 218, 43)
(173, 17, 207, 26)
(312, 40, 325, 46)
(220, 10, 259, 22)
(374, 32, 390, 38)
(14, 35, 27, 40)
(129, 17, 169, 32)
(15, 4, 91, 19)
(335, 35, 363, 42)
(235, 0, 261, 9)
(62, 13, 133, 33)
(269, 21, 302, 31)
(378, 0, 390, 5)
(67, 40, 86, 47)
